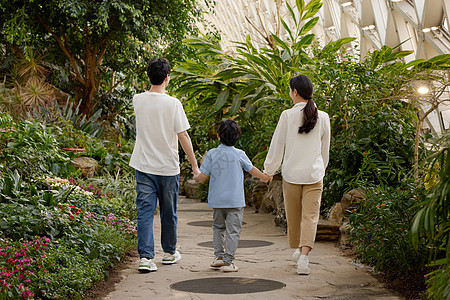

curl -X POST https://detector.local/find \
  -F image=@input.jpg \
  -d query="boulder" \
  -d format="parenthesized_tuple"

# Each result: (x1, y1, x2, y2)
(179, 175, 187, 195)
(327, 202, 345, 225)
(316, 218, 340, 241)
(71, 157, 99, 178)
(338, 221, 354, 250)
(183, 179, 200, 199)
(245, 177, 268, 212)
(340, 188, 366, 214)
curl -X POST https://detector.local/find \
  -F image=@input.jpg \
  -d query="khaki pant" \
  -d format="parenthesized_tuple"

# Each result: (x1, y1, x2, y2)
(283, 179, 323, 249)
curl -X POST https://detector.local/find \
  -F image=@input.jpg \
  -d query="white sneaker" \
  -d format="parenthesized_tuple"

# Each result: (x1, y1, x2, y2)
(162, 250, 181, 265)
(138, 258, 157, 273)
(297, 255, 310, 275)
(292, 249, 300, 262)
(210, 257, 225, 269)
(221, 262, 239, 272)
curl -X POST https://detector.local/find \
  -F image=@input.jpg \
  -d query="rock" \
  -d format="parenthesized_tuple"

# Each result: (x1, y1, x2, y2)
(316, 218, 340, 241)
(258, 174, 284, 214)
(341, 188, 366, 214)
(267, 175, 284, 209)
(245, 177, 269, 212)
(315, 234, 339, 241)
(179, 176, 187, 195)
(183, 179, 200, 199)
(71, 157, 98, 178)
(327, 202, 345, 225)
(338, 221, 354, 250)
(274, 208, 287, 230)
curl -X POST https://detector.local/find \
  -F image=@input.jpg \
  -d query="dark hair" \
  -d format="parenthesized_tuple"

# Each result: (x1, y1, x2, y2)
(146, 58, 171, 85)
(290, 74, 318, 134)
(217, 119, 241, 146)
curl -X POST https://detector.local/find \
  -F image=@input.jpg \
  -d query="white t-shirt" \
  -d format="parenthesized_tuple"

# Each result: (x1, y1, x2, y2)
(264, 102, 331, 184)
(129, 91, 190, 176)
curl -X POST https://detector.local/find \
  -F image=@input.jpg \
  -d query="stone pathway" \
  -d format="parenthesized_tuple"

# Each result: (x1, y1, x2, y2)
(103, 196, 401, 300)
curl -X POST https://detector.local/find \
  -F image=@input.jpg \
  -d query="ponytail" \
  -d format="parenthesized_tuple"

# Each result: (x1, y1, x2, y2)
(298, 99, 318, 134)
(289, 74, 318, 134)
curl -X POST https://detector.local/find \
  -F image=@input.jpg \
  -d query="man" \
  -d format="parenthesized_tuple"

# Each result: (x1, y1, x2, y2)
(129, 58, 199, 273)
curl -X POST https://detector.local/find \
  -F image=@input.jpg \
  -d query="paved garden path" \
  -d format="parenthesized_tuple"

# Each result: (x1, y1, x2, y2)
(103, 196, 401, 300)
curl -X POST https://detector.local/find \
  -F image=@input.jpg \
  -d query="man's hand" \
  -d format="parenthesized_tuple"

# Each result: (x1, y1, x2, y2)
(192, 166, 201, 176)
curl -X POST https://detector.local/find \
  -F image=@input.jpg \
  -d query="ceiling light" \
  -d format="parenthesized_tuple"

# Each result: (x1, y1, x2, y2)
(327, 26, 335, 30)
(342, 2, 352, 7)
(422, 28, 431, 33)
(391, 0, 403, 2)
(362, 25, 375, 30)
(431, 26, 439, 30)
(417, 86, 430, 95)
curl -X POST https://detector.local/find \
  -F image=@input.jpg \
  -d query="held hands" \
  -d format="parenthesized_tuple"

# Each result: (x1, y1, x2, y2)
(193, 173, 201, 183)
(192, 166, 201, 177)
(193, 171, 208, 183)
(260, 173, 273, 183)
(191, 166, 203, 183)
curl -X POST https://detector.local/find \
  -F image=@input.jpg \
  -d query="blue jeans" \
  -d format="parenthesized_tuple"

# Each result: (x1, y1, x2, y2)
(135, 170, 180, 259)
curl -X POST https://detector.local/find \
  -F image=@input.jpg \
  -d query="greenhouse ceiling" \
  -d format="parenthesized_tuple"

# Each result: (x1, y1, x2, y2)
(201, 0, 450, 61)
(201, 0, 450, 133)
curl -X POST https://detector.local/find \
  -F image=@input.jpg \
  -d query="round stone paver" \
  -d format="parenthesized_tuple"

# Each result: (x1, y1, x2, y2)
(198, 239, 273, 248)
(188, 220, 246, 227)
(170, 277, 285, 294)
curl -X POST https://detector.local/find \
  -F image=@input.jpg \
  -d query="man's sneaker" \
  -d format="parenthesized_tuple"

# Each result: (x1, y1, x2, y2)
(162, 250, 181, 265)
(138, 258, 157, 273)
(297, 255, 310, 275)
(210, 257, 225, 269)
(221, 262, 239, 272)
(292, 248, 300, 262)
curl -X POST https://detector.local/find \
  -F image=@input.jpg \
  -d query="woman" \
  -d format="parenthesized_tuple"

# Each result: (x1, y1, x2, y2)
(264, 74, 330, 275)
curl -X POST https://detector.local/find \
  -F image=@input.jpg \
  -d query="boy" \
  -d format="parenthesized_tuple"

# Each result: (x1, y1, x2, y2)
(194, 119, 270, 272)
(130, 58, 199, 273)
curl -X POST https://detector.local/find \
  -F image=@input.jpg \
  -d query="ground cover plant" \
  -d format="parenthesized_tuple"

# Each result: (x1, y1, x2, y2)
(0, 112, 137, 299)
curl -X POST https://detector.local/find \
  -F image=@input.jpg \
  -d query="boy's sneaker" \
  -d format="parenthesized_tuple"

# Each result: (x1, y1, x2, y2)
(297, 255, 310, 275)
(162, 250, 181, 265)
(210, 257, 225, 269)
(292, 248, 300, 262)
(138, 258, 157, 273)
(221, 262, 239, 272)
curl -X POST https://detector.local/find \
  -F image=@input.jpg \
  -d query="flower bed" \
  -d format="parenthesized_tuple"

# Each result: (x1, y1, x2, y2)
(0, 176, 137, 299)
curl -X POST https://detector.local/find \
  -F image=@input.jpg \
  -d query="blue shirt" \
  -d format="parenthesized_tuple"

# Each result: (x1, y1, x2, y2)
(200, 144, 254, 208)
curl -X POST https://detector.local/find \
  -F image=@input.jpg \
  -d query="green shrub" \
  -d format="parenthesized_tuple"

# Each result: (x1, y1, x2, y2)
(324, 109, 418, 208)
(411, 132, 450, 299)
(348, 183, 430, 274)
(0, 119, 74, 180)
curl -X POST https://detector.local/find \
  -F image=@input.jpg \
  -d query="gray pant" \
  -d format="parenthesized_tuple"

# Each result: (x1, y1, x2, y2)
(212, 207, 244, 264)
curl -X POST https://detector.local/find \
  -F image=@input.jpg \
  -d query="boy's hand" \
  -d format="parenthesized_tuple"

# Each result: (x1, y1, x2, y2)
(260, 173, 272, 183)
(193, 172, 208, 183)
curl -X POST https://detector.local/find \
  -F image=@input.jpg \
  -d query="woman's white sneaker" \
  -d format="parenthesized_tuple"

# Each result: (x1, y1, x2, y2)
(292, 248, 300, 262)
(297, 255, 310, 275)
(138, 258, 157, 273)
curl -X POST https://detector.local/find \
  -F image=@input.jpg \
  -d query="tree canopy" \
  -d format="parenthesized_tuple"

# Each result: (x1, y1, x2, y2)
(0, 0, 200, 114)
